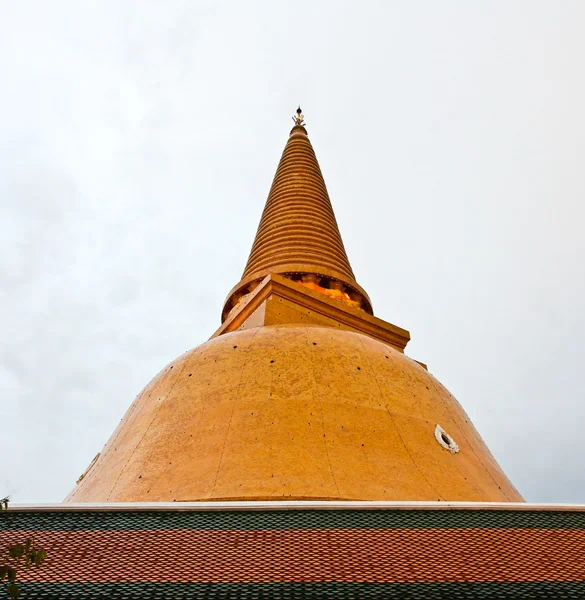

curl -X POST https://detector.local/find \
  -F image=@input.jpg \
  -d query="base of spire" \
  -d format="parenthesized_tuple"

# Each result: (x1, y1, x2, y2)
(215, 273, 406, 352)
(222, 267, 373, 323)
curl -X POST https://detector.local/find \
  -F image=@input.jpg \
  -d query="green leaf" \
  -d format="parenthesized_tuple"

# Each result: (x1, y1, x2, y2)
(33, 550, 47, 567)
(6, 582, 20, 599)
(8, 544, 24, 560)
(0, 565, 8, 580)
(7, 567, 17, 583)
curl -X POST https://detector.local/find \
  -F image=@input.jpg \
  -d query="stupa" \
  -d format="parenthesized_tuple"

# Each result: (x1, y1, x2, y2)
(4, 110, 584, 600)
(66, 107, 522, 504)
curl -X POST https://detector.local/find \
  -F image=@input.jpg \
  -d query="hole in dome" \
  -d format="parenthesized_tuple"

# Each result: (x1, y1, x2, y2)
(233, 346, 238, 349)
(434, 424, 459, 454)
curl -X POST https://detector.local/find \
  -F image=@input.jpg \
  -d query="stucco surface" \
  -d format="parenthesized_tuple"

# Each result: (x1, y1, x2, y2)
(67, 325, 522, 502)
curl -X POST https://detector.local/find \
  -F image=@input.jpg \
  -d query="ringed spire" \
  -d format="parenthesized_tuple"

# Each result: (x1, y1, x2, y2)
(222, 109, 372, 321)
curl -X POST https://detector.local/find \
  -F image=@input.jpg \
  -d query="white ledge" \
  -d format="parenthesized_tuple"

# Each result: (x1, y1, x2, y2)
(5, 500, 585, 512)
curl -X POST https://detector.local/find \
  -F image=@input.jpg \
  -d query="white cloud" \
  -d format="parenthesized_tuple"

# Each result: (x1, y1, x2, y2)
(1, 0, 584, 502)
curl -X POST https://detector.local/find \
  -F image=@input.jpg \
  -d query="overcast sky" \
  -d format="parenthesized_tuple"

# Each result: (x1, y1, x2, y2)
(1, 1, 584, 504)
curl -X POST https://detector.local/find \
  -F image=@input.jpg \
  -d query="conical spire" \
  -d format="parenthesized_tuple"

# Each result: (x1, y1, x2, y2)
(222, 110, 372, 321)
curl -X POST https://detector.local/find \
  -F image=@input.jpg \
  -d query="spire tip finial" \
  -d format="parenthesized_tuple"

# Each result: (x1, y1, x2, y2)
(292, 106, 305, 126)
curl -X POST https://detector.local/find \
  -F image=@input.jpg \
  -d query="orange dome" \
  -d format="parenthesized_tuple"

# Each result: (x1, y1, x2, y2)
(67, 325, 522, 503)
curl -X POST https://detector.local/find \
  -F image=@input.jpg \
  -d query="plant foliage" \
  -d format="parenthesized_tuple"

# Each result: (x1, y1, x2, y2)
(1, 497, 47, 598)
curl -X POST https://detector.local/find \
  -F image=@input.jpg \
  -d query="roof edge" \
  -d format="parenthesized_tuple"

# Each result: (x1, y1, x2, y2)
(7, 500, 585, 512)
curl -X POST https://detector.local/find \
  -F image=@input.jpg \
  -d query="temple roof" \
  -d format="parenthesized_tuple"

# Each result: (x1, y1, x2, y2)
(3, 502, 585, 599)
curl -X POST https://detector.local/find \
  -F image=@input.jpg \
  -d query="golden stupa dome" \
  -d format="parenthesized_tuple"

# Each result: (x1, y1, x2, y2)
(67, 110, 522, 503)
(68, 325, 521, 502)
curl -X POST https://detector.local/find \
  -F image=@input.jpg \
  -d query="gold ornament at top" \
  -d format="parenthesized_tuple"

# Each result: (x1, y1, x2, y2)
(292, 106, 305, 126)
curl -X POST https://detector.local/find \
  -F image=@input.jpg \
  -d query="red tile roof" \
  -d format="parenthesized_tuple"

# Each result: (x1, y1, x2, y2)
(2, 502, 585, 599)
